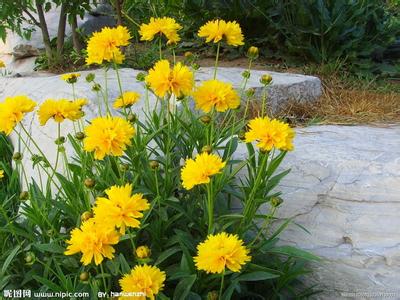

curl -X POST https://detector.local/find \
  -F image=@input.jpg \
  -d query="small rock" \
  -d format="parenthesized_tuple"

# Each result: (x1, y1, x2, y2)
(12, 44, 40, 59)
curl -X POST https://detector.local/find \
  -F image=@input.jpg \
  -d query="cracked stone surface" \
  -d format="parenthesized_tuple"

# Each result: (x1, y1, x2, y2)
(263, 125, 400, 299)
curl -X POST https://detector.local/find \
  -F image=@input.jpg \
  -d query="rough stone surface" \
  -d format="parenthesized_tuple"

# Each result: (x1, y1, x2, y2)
(266, 125, 400, 299)
(12, 45, 41, 59)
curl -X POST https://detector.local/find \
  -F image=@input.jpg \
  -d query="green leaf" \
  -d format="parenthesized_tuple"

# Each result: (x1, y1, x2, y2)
(268, 246, 321, 261)
(1, 245, 20, 276)
(155, 246, 181, 266)
(236, 271, 279, 281)
(173, 274, 197, 300)
(34, 242, 65, 254)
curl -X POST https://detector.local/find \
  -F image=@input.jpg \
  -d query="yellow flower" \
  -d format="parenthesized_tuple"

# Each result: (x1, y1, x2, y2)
(194, 232, 251, 274)
(86, 26, 131, 65)
(139, 17, 182, 45)
(0, 169, 4, 179)
(61, 73, 80, 84)
(0, 95, 36, 135)
(245, 117, 295, 151)
(38, 98, 87, 126)
(93, 184, 149, 234)
(119, 264, 166, 300)
(136, 245, 151, 259)
(114, 91, 141, 109)
(146, 60, 194, 98)
(198, 19, 244, 46)
(0, 60, 5, 68)
(193, 80, 240, 113)
(181, 152, 226, 190)
(83, 116, 135, 160)
(64, 218, 120, 265)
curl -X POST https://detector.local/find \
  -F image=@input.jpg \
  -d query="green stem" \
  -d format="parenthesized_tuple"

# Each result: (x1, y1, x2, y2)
(207, 182, 214, 234)
(99, 263, 108, 291)
(219, 269, 225, 299)
(49, 123, 61, 182)
(250, 206, 277, 247)
(113, 59, 128, 116)
(159, 35, 162, 60)
(213, 42, 221, 79)
(104, 68, 111, 116)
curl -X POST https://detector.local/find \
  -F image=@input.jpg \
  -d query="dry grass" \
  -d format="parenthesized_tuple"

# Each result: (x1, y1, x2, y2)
(280, 77, 400, 125)
(196, 56, 400, 125)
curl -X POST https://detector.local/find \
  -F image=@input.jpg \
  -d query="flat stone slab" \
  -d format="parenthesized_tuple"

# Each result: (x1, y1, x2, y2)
(270, 125, 400, 299)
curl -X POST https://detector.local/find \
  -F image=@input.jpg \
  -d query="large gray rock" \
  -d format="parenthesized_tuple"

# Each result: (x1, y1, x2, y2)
(273, 125, 400, 299)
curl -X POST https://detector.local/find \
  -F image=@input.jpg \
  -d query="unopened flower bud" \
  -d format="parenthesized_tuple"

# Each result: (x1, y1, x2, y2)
(192, 63, 200, 70)
(20, 191, 29, 201)
(80, 271, 90, 282)
(149, 161, 159, 170)
(135, 245, 151, 259)
(120, 163, 130, 172)
(201, 145, 212, 154)
(136, 72, 146, 82)
(184, 51, 193, 58)
(207, 291, 219, 300)
(25, 252, 36, 265)
(271, 196, 283, 207)
(13, 152, 23, 161)
(247, 46, 259, 59)
(31, 154, 43, 164)
(246, 88, 256, 97)
(238, 131, 246, 141)
(85, 73, 95, 82)
(260, 74, 273, 85)
(55, 136, 66, 145)
(127, 113, 137, 123)
(81, 211, 93, 222)
(84, 178, 95, 189)
(92, 83, 102, 92)
(242, 70, 250, 79)
(200, 115, 211, 124)
(75, 132, 85, 140)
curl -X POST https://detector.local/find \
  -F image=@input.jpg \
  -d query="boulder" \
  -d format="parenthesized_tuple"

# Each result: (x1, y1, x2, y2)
(12, 45, 41, 59)
(271, 125, 400, 299)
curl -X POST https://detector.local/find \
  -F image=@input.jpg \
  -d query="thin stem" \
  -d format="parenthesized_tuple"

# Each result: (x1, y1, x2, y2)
(99, 263, 108, 291)
(207, 182, 214, 234)
(219, 269, 225, 299)
(159, 35, 162, 60)
(104, 68, 111, 116)
(49, 123, 61, 182)
(213, 42, 221, 79)
(113, 59, 128, 116)
(250, 206, 277, 247)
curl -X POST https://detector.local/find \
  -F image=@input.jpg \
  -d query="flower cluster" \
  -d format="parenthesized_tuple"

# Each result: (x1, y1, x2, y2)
(86, 26, 131, 65)
(198, 19, 244, 46)
(139, 17, 182, 45)
(0, 95, 36, 135)
(245, 117, 295, 151)
(38, 98, 87, 125)
(83, 116, 135, 160)
(145, 59, 194, 98)
(181, 152, 226, 190)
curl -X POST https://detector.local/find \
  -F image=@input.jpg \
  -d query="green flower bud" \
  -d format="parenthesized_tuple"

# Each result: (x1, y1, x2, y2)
(80, 271, 90, 282)
(201, 145, 212, 154)
(192, 63, 200, 70)
(85, 73, 95, 82)
(246, 88, 256, 98)
(271, 196, 283, 207)
(75, 132, 85, 140)
(136, 72, 146, 82)
(13, 152, 23, 161)
(84, 178, 95, 189)
(247, 46, 259, 59)
(120, 163, 130, 172)
(242, 70, 251, 79)
(55, 136, 66, 145)
(127, 113, 137, 123)
(92, 83, 102, 92)
(260, 74, 273, 85)
(81, 211, 93, 222)
(25, 251, 36, 266)
(200, 115, 212, 124)
(207, 291, 219, 300)
(238, 131, 246, 141)
(20, 191, 29, 201)
(149, 160, 159, 170)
